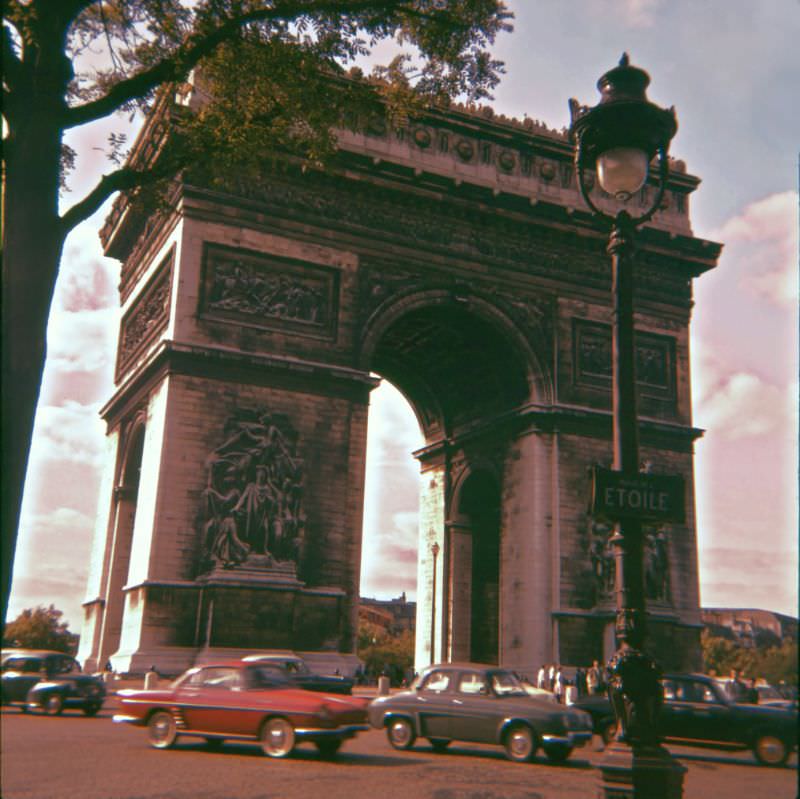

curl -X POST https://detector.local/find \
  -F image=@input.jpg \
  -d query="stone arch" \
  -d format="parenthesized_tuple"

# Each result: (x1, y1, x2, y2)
(359, 288, 552, 442)
(359, 291, 549, 666)
(96, 414, 146, 670)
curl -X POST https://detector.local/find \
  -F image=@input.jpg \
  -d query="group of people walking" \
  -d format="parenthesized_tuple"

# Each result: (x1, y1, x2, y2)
(534, 660, 606, 703)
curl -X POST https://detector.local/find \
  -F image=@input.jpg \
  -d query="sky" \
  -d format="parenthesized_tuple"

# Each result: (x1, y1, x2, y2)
(6, 1, 799, 631)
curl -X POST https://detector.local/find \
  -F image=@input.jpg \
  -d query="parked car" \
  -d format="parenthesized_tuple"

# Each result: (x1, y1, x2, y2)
(113, 660, 369, 758)
(1, 649, 105, 716)
(368, 663, 593, 763)
(572, 672, 798, 766)
(241, 653, 354, 694)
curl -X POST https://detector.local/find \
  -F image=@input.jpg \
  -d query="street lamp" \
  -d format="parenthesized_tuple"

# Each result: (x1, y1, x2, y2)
(569, 55, 685, 799)
(430, 541, 440, 665)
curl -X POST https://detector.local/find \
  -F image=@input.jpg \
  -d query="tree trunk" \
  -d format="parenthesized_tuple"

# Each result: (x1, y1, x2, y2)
(2, 109, 67, 626)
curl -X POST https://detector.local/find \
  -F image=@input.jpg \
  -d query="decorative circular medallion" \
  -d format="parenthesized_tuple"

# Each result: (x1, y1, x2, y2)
(414, 128, 432, 149)
(498, 151, 516, 172)
(539, 162, 556, 181)
(456, 139, 475, 161)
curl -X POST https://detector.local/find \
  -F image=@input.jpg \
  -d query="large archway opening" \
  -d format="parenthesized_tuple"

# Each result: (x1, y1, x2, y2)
(361, 296, 535, 669)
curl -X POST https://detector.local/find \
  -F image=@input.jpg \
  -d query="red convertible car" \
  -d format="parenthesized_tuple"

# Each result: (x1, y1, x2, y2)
(113, 660, 369, 758)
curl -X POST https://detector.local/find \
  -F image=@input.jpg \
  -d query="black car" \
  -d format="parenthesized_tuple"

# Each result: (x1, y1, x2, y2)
(572, 672, 798, 767)
(241, 654, 354, 695)
(1, 649, 106, 716)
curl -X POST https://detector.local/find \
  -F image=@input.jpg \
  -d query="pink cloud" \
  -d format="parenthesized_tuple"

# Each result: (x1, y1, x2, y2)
(28, 401, 107, 468)
(710, 190, 798, 308)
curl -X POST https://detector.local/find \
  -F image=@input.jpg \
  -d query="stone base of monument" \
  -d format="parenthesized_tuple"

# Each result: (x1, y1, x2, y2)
(197, 553, 304, 587)
(598, 741, 686, 799)
(102, 575, 350, 677)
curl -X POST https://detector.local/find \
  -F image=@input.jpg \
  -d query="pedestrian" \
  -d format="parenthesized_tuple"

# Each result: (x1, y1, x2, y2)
(537, 663, 547, 690)
(554, 665, 564, 703)
(548, 663, 556, 692)
(575, 666, 587, 697)
(587, 660, 602, 695)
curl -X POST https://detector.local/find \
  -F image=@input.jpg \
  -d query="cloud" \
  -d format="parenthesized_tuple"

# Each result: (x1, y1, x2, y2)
(694, 370, 795, 440)
(710, 191, 798, 308)
(29, 400, 107, 468)
(10, 507, 97, 628)
(698, 547, 798, 618)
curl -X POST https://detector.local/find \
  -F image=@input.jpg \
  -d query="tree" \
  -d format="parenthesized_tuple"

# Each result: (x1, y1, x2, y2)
(1, 0, 512, 626)
(701, 629, 798, 687)
(2, 605, 80, 653)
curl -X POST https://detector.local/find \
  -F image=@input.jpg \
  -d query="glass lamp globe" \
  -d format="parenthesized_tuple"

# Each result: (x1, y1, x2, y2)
(596, 146, 649, 201)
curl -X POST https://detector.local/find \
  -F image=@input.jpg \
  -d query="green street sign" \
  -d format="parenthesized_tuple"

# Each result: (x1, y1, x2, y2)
(591, 467, 685, 523)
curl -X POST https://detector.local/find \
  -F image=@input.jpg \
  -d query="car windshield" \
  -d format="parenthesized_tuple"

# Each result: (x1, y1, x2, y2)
(490, 670, 528, 697)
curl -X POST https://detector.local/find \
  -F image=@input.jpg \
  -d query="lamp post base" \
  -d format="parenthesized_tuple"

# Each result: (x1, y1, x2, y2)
(598, 741, 686, 799)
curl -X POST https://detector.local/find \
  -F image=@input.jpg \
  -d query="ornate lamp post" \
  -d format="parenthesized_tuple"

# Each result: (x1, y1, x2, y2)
(569, 54, 686, 799)
(430, 541, 440, 665)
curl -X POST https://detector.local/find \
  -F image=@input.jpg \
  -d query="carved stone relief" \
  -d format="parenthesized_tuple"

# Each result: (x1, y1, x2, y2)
(573, 319, 676, 402)
(199, 408, 305, 574)
(201, 244, 338, 340)
(116, 251, 173, 378)
(586, 518, 671, 606)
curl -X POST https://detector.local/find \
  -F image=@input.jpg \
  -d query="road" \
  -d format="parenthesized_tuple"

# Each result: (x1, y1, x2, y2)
(1, 704, 796, 799)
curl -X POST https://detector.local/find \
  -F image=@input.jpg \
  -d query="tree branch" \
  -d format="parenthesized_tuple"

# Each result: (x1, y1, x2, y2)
(62, 0, 408, 130)
(58, 164, 158, 232)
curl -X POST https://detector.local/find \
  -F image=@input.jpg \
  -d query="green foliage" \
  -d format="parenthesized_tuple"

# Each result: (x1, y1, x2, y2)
(4, 0, 514, 228)
(3, 605, 79, 654)
(701, 629, 798, 686)
(357, 623, 415, 683)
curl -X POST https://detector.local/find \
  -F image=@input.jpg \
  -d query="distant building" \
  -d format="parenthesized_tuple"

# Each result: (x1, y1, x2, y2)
(359, 593, 417, 636)
(701, 608, 798, 648)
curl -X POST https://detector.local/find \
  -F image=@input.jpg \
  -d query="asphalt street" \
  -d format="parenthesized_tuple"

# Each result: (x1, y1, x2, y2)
(1, 703, 796, 799)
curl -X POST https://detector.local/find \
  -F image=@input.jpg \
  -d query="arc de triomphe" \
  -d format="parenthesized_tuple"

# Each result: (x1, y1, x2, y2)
(78, 90, 720, 676)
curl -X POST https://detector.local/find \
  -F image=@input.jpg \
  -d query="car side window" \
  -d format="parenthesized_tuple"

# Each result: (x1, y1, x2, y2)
(421, 670, 451, 693)
(186, 667, 240, 689)
(201, 668, 240, 689)
(458, 672, 488, 695)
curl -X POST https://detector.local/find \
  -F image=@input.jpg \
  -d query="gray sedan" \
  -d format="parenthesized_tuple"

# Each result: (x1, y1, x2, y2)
(368, 663, 593, 763)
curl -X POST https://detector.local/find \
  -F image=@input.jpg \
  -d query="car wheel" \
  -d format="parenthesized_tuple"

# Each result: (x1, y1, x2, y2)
(147, 711, 178, 749)
(260, 717, 295, 758)
(543, 742, 573, 763)
(386, 717, 416, 750)
(601, 720, 618, 746)
(44, 694, 64, 716)
(315, 739, 342, 758)
(504, 724, 537, 763)
(429, 738, 450, 753)
(753, 733, 789, 767)
(83, 703, 101, 717)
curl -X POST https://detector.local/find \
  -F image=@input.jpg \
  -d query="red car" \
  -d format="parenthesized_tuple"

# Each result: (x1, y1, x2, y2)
(113, 661, 369, 758)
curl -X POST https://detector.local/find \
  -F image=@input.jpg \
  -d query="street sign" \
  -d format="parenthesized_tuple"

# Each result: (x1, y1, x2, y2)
(591, 467, 685, 523)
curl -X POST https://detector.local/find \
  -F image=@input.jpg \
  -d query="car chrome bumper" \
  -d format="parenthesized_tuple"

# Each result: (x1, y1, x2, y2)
(295, 724, 370, 741)
(541, 731, 593, 748)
